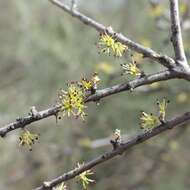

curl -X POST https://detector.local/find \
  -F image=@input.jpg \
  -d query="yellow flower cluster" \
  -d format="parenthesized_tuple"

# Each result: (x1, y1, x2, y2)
(76, 163, 95, 189)
(58, 73, 100, 120)
(121, 55, 142, 77)
(58, 84, 87, 120)
(140, 112, 160, 131)
(121, 63, 141, 77)
(140, 98, 169, 131)
(19, 129, 39, 151)
(80, 72, 101, 92)
(98, 32, 127, 57)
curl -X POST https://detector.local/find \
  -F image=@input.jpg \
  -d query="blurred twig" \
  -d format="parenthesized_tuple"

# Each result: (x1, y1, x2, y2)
(170, 0, 188, 67)
(35, 111, 190, 190)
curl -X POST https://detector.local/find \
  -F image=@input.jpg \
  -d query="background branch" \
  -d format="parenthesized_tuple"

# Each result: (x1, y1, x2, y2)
(169, 0, 190, 73)
(129, 125, 188, 190)
(170, 0, 186, 61)
(35, 111, 190, 190)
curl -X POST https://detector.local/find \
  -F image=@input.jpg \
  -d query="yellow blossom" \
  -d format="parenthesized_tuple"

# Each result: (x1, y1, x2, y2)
(121, 54, 142, 77)
(57, 73, 100, 120)
(91, 72, 101, 85)
(58, 84, 86, 120)
(19, 129, 39, 151)
(140, 111, 159, 131)
(98, 33, 115, 55)
(157, 98, 169, 122)
(98, 32, 127, 57)
(112, 41, 127, 57)
(80, 72, 100, 91)
(76, 163, 95, 189)
(121, 62, 141, 76)
(81, 78, 92, 90)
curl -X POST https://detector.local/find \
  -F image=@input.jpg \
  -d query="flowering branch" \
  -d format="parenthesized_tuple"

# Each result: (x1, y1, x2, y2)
(0, 69, 181, 138)
(48, 0, 176, 69)
(35, 111, 190, 190)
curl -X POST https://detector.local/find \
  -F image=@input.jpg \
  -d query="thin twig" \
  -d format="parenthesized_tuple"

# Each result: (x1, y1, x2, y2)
(169, 0, 190, 73)
(170, 0, 186, 61)
(35, 111, 190, 190)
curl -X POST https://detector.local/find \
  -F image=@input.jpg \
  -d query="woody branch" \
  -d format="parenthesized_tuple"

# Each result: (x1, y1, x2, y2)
(35, 111, 190, 190)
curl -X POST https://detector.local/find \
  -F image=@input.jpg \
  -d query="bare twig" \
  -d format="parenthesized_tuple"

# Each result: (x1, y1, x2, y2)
(49, 0, 176, 69)
(0, 70, 180, 137)
(35, 111, 190, 190)
(170, 0, 186, 61)
(169, 0, 190, 73)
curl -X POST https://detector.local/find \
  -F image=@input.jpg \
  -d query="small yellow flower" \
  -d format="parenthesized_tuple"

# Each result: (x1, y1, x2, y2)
(91, 72, 101, 85)
(76, 163, 95, 189)
(98, 32, 127, 57)
(121, 62, 141, 76)
(98, 33, 115, 55)
(140, 111, 159, 131)
(58, 84, 86, 120)
(121, 54, 142, 77)
(57, 73, 100, 120)
(112, 41, 127, 57)
(53, 183, 67, 190)
(81, 78, 92, 90)
(157, 98, 169, 122)
(80, 72, 101, 91)
(19, 129, 39, 151)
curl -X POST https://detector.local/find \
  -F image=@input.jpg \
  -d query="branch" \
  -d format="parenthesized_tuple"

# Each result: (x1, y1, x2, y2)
(35, 111, 190, 190)
(49, 0, 176, 69)
(0, 70, 179, 137)
(169, 0, 190, 72)
(169, 0, 186, 61)
(129, 125, 187, 189)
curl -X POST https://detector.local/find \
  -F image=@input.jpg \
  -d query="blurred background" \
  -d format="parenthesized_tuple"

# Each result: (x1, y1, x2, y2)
(0, 0, 190, 189)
